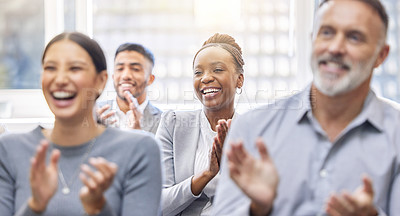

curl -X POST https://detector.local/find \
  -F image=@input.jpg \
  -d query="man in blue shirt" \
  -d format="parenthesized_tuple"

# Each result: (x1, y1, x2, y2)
(214, 0, 400, 215)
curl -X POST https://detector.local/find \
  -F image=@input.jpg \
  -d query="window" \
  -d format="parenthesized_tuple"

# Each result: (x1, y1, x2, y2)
(0, 0, 45, 89)
(92, 0, 307, 110)
(371, 0, 400, 101)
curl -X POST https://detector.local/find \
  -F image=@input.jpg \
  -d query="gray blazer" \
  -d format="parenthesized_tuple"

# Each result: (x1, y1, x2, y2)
(97, 100, 162, 135)
(156, 110, 212, 216)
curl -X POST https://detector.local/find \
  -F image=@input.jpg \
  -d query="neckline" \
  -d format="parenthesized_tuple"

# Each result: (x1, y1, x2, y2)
(35, 125, 109, 150)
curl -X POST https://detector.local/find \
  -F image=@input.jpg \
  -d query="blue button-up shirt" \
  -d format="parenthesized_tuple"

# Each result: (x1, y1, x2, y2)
(214, 85, 400, 216)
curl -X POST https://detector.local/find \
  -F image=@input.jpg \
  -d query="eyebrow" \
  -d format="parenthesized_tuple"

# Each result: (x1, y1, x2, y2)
(115, 62, 143, 67)
(197, 61, 226, 67)
(210, 61, 226, 65)
(43, 60, 88, 66)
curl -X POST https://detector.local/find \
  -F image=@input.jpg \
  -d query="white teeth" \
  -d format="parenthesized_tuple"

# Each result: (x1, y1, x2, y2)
(203, 88, 221, 94)
(327, 62, 341, 68)
(53, 91, 74, 99)
(326, 61, 347, 70)
(121, 84, 133, 88)
(323, 72, 339, 80)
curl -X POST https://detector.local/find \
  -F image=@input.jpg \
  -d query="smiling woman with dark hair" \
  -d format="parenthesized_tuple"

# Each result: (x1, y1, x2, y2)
(156, 33, 244, 216)
(0, 32, 162, 216)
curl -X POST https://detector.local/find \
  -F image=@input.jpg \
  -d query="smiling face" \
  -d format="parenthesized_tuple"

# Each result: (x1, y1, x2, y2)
(311, 0, 389, 97)
(193, 46, 243, 111)
(41, 39, 106, 120)
(112, 50, 154, 104)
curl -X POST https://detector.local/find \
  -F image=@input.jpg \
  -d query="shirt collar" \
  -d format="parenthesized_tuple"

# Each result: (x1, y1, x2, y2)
(295, 84, 313, 123)
(359, 90, 384, 132)
(295, 84, 383, 132)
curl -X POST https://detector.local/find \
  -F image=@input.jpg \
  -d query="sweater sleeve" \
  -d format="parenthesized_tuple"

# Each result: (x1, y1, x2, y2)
(120, 135, 162, 216)
(156, 111, 200, 216)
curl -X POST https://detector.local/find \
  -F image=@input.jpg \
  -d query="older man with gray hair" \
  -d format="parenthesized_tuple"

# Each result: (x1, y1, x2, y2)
(213, 0, 399, 215)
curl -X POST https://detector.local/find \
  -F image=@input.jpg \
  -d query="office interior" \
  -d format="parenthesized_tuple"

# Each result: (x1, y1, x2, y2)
(0, 0, 399, 132)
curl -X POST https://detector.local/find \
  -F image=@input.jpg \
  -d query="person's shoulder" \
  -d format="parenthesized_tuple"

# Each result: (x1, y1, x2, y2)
(0, 126, 42, 151)
(238, 91, 304, 122)
(104, 127, 158, 149)
(100, 128, 161, 166)
(147, 102, 163, 115)
(377, 96, 400, 111)
(374, 94, 400, 119)
(161, 109, 200, 121)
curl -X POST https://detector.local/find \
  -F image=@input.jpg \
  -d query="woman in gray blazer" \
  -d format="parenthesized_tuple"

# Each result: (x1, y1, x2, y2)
(156, 33, 245, 216)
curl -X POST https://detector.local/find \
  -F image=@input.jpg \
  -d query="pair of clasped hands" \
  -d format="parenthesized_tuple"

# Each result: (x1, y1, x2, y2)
(97, 91, 142, 129)
(227, 139, 378, 216)
(29, 140, 118, 215)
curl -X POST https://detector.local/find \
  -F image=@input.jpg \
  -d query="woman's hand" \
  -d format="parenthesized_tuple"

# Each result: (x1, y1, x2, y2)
(209, 145, 220, 176)
(28, 140, 60, 213)
(79, 157, 118, 215)
(213, 119, 231, 166)
(190, 119, 232, 196)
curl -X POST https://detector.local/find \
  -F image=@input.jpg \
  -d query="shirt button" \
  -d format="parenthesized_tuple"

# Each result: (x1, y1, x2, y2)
(320, 169, 327, 178)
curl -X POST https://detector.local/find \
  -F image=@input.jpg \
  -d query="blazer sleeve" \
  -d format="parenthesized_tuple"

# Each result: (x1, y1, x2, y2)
(156, 111, 200, 216)
(0, 139, 16, 216)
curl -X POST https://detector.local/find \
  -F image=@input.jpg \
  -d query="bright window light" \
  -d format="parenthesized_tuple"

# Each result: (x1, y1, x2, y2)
(195, 0, 241, 28)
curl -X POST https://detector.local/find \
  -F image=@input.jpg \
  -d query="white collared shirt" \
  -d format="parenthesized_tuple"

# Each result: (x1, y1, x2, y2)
(109, 97, 148, 129)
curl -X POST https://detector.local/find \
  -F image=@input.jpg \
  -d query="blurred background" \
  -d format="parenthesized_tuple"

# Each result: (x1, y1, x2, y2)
(0, 0, 399, 131)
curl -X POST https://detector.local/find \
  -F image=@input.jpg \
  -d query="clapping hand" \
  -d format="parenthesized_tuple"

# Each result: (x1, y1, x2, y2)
(79, 157, 118, 215)
(28, 140, 60, 213)
(325, 175, 378, 216)
(96, 104, 116, 125)
(124, 91, 142, 130)
(213, 119, 231, 166)
(227, 138, 279, 216)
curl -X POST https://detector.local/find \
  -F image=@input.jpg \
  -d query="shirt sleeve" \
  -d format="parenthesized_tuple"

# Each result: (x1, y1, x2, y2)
(389, 130, 400, 216)
(156, 111, 200, 216)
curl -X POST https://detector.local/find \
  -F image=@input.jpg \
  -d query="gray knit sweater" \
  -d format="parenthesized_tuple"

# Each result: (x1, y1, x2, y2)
(0, 126, 162, 216)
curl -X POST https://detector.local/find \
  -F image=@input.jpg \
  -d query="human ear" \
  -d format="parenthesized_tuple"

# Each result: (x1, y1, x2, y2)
(236, 73, 244, 88)
(373, 44, 390, 68)
(146, 74, 155, 86)
(96, 70, 108, 95)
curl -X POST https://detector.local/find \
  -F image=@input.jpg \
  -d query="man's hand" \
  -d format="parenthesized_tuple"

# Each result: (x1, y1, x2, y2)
(124, 91, 142, 129)
(227, 138, 279, 216)
(326, 175, 378, 216)
(96, 104, 116, 125)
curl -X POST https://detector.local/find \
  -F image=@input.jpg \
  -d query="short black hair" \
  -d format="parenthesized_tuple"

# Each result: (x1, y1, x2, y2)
(115, 43, 155, 66)
(42, 32, 107, 74)
(319, 0, 388, 34)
